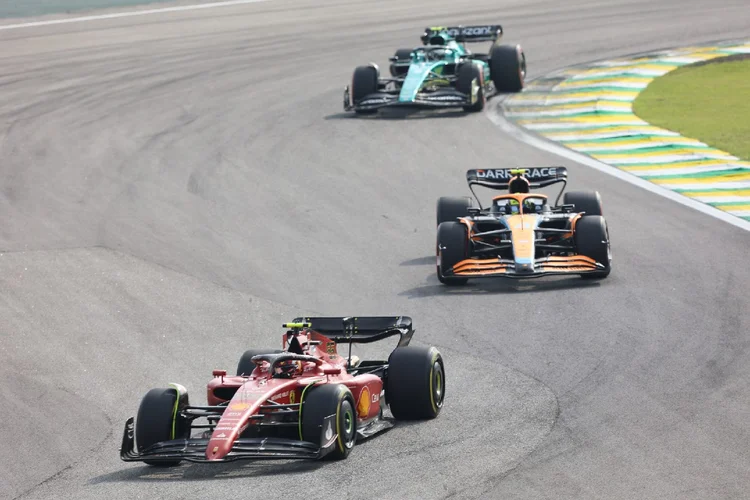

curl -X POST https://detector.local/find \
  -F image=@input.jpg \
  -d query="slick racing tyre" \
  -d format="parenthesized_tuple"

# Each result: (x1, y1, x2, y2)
(135, 386, 191, 466)
(489, 44, 526, 92)
(386, 346, 445, 420)
(457, 62, 486, 112)
(301, 384, 357, 460)
(436, 196, 475, 226)
(351, 65, 379, 115)
(236, 348, 283, 376)
(389, 48, 412, 76)
(436, 221, 469, 286)
(575, 215, 612, 279)
(564, 191, 603, 216)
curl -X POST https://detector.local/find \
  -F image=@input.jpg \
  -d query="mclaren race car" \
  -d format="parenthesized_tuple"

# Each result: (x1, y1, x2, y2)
(435, 167, 612, 285)
(343, 25, 526, 114)
(120, 317, 445, 464)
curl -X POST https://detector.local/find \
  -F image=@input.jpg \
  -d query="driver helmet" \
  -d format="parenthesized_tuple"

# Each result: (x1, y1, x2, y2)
(427, 48, 450, 61)
(507, 198, 521, 214)
(274, 359, 302, 378)
(508, 176, 530, 194)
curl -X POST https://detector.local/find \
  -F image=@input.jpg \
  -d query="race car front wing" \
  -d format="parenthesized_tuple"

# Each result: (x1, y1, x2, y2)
(444, 255, 606, 279)
(120, 417, 333, 463)
(344, 88, 472, 111)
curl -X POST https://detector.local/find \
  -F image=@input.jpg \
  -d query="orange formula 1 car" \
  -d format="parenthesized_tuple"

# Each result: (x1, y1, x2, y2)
(120, 317, 444, 465)
(435, 167, 611, 285)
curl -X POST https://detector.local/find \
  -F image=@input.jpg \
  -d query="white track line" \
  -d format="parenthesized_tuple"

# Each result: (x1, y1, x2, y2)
(0, 0, 270, 31)
(487, 103, 750, 232)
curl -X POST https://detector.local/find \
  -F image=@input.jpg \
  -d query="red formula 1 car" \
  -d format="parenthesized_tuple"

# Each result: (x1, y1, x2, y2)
(120, 316, 445, 465)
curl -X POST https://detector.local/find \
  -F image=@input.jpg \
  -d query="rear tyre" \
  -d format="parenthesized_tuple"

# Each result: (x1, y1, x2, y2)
(387, 346, 445, 420)
(456, 62, 486, 112)
(489, 44, 526, 92)
(301, 384, 357, 460)
(135, 386, 191, 466)
(575, 215, 611, 279)
(236, 348, 283, 376)
(389, 48, 412, 76)
(564, 191, 603, 216)
(436, 196, 474, 226)
(351, 65, 379, 115)
(437, 221, 469, 286)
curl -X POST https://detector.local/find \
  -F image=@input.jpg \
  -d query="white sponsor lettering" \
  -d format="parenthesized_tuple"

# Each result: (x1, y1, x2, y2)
(445, 26, 495, 38)
(477, 167, 558, 180)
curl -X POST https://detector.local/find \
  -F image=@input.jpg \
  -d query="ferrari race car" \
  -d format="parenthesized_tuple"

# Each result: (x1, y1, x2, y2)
(120, 317, 445, 464)
(343, 25, 526, 114)
(436, 167, 612, 285)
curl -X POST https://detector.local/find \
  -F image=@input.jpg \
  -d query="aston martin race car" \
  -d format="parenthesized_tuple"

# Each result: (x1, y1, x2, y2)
(120, 317, 445, 464)
(435, 167, 612, 284)
(343, 25, 526, 114)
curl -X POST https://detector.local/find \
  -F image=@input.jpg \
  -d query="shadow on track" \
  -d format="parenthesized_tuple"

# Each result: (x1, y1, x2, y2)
(400, 274, 602, 299)
(91, 459, 324, 484)
(324, 108, 472, 121)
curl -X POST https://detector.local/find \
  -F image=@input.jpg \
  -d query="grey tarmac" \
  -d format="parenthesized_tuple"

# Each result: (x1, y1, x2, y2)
(1, 0, 749, 499)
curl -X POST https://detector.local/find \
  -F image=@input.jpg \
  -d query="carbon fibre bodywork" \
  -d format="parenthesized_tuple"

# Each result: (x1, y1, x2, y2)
(120, 317, 443, 464)
(437, 167, 612, 282)
(343, 25, 525, 113)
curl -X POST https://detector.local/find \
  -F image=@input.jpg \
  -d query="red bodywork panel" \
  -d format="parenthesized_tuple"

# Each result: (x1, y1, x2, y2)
(203, 330, 382, 461)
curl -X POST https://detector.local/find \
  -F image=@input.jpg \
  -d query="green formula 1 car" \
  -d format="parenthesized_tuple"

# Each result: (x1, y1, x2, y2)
(343, 25, 526, 114)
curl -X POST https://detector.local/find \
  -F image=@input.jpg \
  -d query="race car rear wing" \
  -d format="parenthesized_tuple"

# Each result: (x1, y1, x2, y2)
(467, 166, 568, 190)
(466, 167, 568, 207)
(291, 316, 413, 347)
(421, 25, 503, 44)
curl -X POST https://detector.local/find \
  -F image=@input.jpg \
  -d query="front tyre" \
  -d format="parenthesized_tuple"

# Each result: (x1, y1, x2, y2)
(456, 62, 486, 112)
(135, 385, 191, 466)
(575, 215, 611, 279)
(437, 221, 469, 286)
(386, 346, 445, 419)
(301, 384, 357, 460)
(350, 65, 379, 115)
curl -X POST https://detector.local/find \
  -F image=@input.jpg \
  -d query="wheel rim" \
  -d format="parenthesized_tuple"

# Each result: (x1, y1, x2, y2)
(341, 401, 356, 449)
(432, 361, 445, 410)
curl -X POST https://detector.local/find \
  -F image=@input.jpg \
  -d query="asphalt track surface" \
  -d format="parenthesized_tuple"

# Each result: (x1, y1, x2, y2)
(1, 1, 749, 499)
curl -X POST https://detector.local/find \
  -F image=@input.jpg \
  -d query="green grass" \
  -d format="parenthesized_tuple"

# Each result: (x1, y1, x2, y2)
(633, 57, 750, 161)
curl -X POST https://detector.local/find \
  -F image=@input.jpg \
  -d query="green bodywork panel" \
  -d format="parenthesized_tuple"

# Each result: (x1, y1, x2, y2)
(398, 38, 490, 102)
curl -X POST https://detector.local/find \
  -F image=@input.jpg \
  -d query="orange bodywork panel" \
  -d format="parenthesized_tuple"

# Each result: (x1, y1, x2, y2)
(450, 255, 599, 277)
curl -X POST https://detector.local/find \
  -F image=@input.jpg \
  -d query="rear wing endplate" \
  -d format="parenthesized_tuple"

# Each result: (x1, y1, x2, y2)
(422, 25, 503, 44)
(292, 316, 413, 347)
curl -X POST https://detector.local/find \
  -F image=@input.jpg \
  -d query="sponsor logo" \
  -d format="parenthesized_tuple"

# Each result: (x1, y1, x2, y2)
(216, 432, 227, 438)
(428, 96, 464, 101)
(372, 392, 380, 404)
(230, 403, 250, 411)
(226, 412, 241, 417)
(476, 167, 558, 180)
(324, 420, 333, 442)
(361, 98, 390, 105)
(445, 26, 496, 38)
(357, 386, 371, 419)
(289, 390, 296, 404)
(326, 342, 336, 356)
